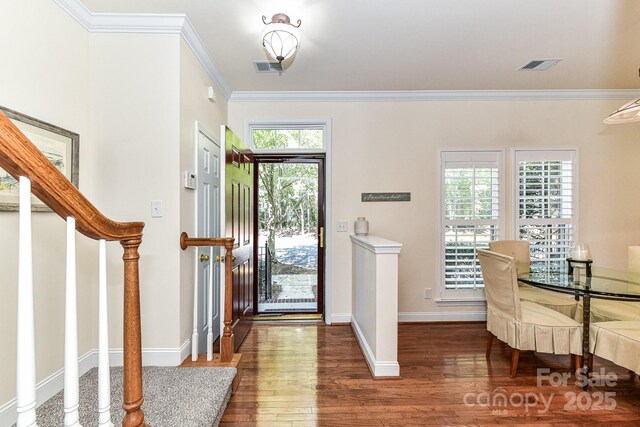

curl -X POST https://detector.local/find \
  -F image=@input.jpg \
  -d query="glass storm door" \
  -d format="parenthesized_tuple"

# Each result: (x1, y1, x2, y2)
(255, 156, 325, 314)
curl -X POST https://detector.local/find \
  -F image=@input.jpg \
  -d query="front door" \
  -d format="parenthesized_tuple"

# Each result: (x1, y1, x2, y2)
(195, 125, 221, 357)
(222, 126, 254, 350)
(255, 156, 325, 315)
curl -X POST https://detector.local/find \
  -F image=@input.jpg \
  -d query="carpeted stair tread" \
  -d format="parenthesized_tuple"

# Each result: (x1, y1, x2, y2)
(27, 366, 236, 427)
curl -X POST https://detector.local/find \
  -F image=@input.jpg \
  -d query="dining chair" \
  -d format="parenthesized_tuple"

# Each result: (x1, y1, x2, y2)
(489, 240, 579, 318)
(477, 248, 582, 377)
(584, 300, 640, 323)
(590, 320, 640, 374)
(577, 246, 640, 323)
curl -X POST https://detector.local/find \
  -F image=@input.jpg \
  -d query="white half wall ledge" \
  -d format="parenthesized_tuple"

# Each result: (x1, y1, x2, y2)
(349, 234, 403, 254)
(351, 234, 402, 378)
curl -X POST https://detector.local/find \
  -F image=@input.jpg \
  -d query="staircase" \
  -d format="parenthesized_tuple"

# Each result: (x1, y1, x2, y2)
(21, 367, 236, 427)
(0, 111, 239, 427)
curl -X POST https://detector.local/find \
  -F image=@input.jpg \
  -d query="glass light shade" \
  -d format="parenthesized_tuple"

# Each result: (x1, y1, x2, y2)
(262, 23, 300, 63)
(604, 98, 640, 124)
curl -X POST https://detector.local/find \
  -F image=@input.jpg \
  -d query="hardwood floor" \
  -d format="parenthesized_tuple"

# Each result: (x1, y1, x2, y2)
(220, 322, 640, 426)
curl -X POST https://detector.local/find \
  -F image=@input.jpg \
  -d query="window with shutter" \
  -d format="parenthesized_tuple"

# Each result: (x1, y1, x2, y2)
(440, 150, 504, 300)
(514, 150, 577, 271)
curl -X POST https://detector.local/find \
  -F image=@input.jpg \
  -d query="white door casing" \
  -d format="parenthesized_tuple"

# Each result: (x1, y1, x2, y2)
(192, 122, 221, 361)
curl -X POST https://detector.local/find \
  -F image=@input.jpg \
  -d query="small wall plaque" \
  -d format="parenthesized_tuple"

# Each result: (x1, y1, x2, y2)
(361, 192, 411, 202)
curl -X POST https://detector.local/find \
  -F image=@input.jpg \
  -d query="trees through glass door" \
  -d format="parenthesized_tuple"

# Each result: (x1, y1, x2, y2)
(255, 156, 324, 314)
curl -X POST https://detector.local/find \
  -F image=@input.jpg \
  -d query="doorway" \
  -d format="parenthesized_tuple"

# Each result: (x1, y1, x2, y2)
(254, 156, 325, 315)
(223, 126, 254, 350)
(194, 124, 221, 357)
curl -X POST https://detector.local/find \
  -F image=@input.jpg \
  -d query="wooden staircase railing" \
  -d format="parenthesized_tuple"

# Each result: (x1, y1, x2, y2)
(0, 112, 147, 427)
(179, 232, 235, 363)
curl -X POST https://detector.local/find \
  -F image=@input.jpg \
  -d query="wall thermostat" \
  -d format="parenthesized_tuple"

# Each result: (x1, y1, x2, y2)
(184, 171, 197, 190)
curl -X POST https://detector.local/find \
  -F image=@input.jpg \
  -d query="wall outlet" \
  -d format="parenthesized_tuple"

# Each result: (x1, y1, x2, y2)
(424, 288, 432, 299)
(336, 221, 348, 232)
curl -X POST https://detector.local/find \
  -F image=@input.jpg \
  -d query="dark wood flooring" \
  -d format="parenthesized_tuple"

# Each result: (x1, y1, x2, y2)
(220, 322, 640, 426)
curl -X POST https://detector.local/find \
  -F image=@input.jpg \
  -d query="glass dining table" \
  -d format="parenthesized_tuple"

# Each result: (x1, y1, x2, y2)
(518, 266, 640, 389)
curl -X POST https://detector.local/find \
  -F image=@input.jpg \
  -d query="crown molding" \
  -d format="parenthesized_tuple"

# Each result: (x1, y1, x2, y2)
(53, 0, 231, 99)
(53, 1, 640, 104)
(229, 89, 640, 103)
(53, 0, 92, 30)
(179, 16, 232, 99)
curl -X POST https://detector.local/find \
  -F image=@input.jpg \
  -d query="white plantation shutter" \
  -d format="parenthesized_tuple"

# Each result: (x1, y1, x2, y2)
(515, 150, 577, 270)
(440, 151, 503, 300)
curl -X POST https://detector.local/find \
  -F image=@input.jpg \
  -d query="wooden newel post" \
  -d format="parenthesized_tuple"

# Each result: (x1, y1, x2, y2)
(121, 238, 148, 427)
(220, 239, 235, 363)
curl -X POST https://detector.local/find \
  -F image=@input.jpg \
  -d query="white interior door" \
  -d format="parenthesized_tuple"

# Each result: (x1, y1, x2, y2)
(196, 124, 221, 355)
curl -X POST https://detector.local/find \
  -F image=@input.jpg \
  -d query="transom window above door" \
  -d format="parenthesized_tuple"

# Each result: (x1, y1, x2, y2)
(248, 121, 328, 153)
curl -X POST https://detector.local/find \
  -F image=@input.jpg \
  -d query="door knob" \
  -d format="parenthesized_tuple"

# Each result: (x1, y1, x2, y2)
(200, 254, 210, 262)
(216, 255, 224, 263)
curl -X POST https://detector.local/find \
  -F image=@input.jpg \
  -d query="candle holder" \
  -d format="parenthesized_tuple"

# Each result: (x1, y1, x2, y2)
(566, 258, 593, 277)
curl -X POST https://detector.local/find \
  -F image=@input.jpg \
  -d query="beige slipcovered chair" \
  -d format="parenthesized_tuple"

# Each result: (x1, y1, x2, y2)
(489, 240, 579, 318)
(590, 321, 640, 374)
(586, 300, 640, 323)
(477, 249, 582, 377)
(577, 246, 640, 323)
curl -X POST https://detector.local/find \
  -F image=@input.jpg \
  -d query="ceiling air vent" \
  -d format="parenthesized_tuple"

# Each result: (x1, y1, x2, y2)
(253, 61, 284, 73)
(519, 59, 562, 71)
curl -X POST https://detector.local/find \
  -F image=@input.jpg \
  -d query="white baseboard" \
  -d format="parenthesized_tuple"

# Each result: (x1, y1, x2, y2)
(329, 313, 352, 324)
(109, 342, 191, 367)
(351, 318, 400, 377)
(330, 311, 486, 324)
(179, 339, 191, 363)
(0, 342, 190, 426)
(0, 350, 97, 427)
(398, 311, 487, 323)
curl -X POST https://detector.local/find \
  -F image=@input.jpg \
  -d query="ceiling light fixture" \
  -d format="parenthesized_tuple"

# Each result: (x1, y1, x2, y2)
(604, 68, 640, 124)
(261, 13, 301, 64)
(604, 98, 640, 124)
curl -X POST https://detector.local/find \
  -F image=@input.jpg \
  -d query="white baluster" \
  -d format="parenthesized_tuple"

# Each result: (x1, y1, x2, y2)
(98, 240, 114, 427)
(64, 217, 82, 427)
(191, 251, 199, 361)
(16, 177, 38, 427)
(206, 246, 214, 361)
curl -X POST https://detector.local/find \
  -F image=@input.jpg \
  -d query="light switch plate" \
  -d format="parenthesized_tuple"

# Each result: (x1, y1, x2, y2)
(151, 200, 162, 218)
(336, 221, 348, 232)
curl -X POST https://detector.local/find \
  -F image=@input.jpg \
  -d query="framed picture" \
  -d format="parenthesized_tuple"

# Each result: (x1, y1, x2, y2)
(0, 106, 79, 211)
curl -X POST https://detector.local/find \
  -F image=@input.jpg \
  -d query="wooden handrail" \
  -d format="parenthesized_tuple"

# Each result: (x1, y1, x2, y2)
(180, 232, 235, 362)
(0, 113, 143, 241)
(0, 112, 147, 427)
(180, 232, 234, 252)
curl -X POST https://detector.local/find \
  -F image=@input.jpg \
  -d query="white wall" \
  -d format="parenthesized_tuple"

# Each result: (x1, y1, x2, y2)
(89, 33, 182, 351)
(1, 1, 209, 416)
(178, 38, 228, 349)
(0, 0, 92, 407)
(228, 99, 640, 321)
